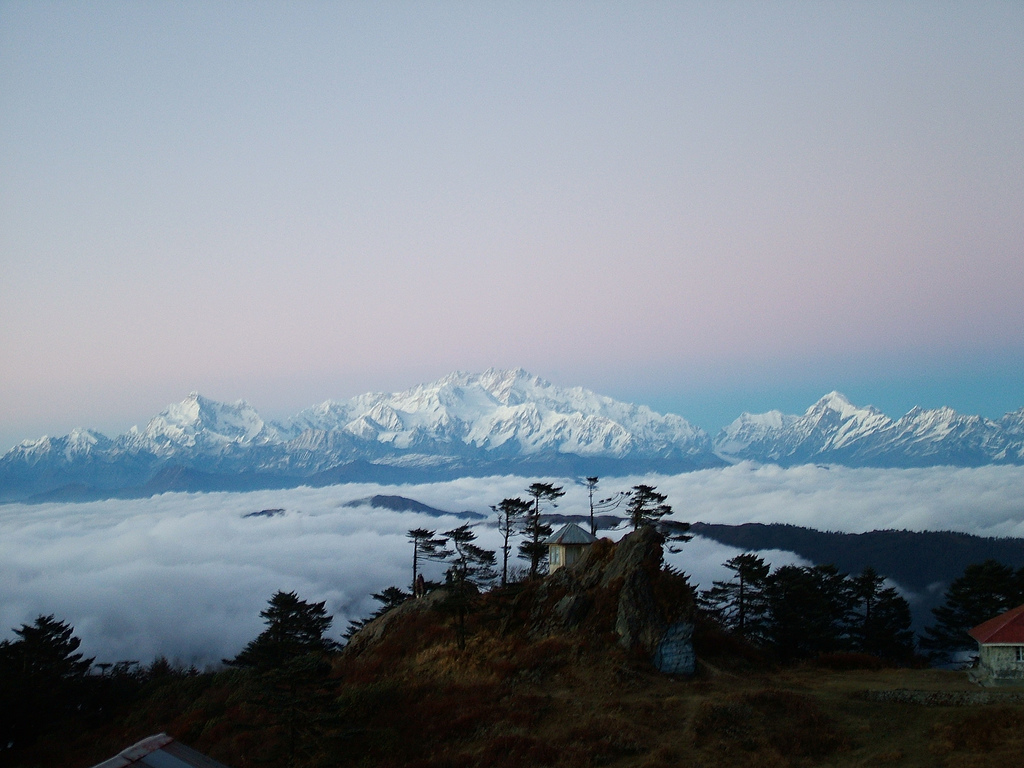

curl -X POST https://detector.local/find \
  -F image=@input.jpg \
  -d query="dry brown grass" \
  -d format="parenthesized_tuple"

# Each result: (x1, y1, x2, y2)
(49, 580, 1024, 768)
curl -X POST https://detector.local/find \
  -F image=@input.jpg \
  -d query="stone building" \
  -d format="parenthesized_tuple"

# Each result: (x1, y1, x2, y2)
(968, 603, 1024, 686)
(545, 522, 597, 573)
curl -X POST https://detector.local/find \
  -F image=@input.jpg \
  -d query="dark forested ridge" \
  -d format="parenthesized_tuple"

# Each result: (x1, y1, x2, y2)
(690, 522, 1024, 598)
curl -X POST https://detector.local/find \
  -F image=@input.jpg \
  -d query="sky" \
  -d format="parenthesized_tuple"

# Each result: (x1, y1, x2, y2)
(4, 465, 1023, 665)
(1, 2, 1023, 451)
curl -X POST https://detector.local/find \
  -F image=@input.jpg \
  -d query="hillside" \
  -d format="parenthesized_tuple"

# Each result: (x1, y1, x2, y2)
(9, 528, 1024, 768)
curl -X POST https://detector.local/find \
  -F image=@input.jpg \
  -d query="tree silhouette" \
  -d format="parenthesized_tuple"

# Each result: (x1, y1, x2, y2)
(231, 590, 337, 670)
(764, 564, 853, 660)
(0, 615, 93, 753)
(407, 528, 449, 596)
(440, 524, 497, 649)
(921, 559, 1024, 660)
(343, 586, 412, 640)
(625, 484, 672, 530)
(584, 476, 626, 536)
(701, 553, 770, 641)
(492, 497, 531, 587)
(847, 567, 915, 661)
(519, 482, 564, 578)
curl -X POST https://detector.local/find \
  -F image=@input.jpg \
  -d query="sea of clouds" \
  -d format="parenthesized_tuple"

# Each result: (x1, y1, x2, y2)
(2, 463, 1023, 666)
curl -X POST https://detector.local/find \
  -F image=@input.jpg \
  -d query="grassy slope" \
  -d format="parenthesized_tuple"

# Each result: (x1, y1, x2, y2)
(35, 599, 1022, 768)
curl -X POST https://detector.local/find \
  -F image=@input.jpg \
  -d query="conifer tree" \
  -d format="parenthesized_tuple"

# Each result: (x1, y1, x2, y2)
(342, 586, 412, 640)
(407, 528, 449, 595)
(584, 476, 626, 536)
(492, 497, 531, 587)
(625, 484, 672, 530)
(441, 524, 497, 649)
(921, 559, 1024, 660)
(847, 567, 915, 661)
(764, 564, 852, 660)
(0, 615, 93, 753)
(519, 482, 564, 578)
(701, 553, 770, 641)
(231, 590, 337, 669)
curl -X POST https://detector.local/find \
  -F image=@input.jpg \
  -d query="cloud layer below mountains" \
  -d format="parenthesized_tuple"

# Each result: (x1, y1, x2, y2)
(2, 463, 1022, 665)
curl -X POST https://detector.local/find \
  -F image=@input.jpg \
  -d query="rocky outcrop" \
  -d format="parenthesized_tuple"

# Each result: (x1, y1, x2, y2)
(531, 525, 696, 674)
(343, 525, 696, 675)
(342, 588, 451, 658)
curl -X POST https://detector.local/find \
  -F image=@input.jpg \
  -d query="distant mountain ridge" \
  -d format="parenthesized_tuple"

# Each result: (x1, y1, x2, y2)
(713, 391, 1024, 467)
(2, 370, 1022, 502)
(0, 369, 719, 502)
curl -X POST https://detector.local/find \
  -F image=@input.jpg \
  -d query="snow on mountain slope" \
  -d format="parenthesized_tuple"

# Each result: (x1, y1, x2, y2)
(3, 428, 113, 467)
(873, 407, 1004, 464)
(713, 392, 893, 463)
(4, 372, 1024, 503)
(713, 410, 797, 460)
(119, 393, 283, 457)
(998, 409, 1024, 462)
(713, 393, 1015, 467)
(285, 369, 710, 458)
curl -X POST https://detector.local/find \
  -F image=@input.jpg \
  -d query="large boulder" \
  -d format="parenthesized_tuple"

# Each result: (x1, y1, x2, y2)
(533, 525, 695, 673)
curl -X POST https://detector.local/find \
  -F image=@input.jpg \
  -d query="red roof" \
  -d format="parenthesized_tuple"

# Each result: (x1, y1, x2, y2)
(969, 603, 1024, 644)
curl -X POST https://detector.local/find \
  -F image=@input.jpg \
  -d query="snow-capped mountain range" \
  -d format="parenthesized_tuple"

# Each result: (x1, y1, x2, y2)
(2, 369, 1022, 502)
(714, 391, 1024, 467)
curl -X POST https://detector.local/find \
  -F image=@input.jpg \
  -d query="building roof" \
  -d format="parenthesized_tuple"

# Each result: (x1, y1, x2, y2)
(90, 733, 232, 768)
(545, 522, 598, 546)
(969, 603, 1024, 645)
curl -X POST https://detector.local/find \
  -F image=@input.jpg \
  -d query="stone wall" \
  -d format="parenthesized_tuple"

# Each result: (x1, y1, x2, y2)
(977, 644, 1024, 685)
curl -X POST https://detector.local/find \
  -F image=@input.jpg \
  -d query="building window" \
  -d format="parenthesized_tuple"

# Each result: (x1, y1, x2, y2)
(1016, 646, 1024, 663)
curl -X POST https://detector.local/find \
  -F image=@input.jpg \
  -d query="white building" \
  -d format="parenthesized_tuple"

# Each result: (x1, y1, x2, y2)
(546, 522, 597, 573)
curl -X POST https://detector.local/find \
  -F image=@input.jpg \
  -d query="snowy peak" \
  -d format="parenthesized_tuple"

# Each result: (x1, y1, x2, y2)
(122, 393, 277, 456)
(62, 428, 112, 459)
(8, 429, 111, 462)
(714, 393, 1023, 467)
(282, 369, 709, 459)
(4, 374, 1024, 504)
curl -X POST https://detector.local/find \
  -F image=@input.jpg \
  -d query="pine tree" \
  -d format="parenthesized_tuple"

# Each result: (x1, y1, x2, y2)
(0, 615, 93, 752)
(440, 524, 497, 649)
(342, 586, 412, 640)
(407, 528, 449, 595)
(492, 497, 531, 587)
(231, 590, 337, 669)
(764, 564, 852, 660)
(700, 553, 770, 641)
(847, 567, 916, 662)
(519, 482, 563, 579)
(921, 559, 1023, 660)
(584, 476, 626, 536)
(625, 484, 672, 530)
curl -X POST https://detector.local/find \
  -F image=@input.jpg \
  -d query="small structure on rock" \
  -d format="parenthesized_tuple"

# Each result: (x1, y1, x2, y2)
(545, 522, 597, 573)
(969, 603, 1024, 686)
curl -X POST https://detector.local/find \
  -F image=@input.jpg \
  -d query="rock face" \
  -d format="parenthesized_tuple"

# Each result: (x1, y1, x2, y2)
(342, 588, 451, 658)
(533, 525, 696, 674)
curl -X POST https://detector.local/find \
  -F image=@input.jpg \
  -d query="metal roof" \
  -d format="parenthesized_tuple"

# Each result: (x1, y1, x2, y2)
(545, 522, 598, 546)
(90, 733, 232, 768)
(970, 603, 1024, 645)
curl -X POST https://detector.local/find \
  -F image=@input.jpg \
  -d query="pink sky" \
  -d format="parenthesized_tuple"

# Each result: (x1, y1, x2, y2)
(1, 2, 1022, 450)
